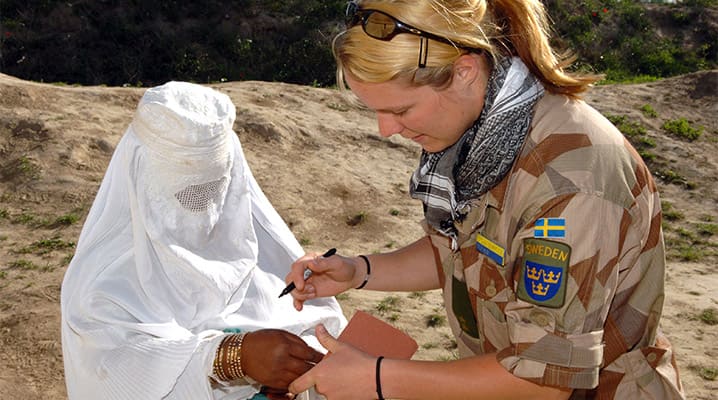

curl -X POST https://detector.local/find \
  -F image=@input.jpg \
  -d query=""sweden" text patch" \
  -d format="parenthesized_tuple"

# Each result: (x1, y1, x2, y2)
(517, 238, 571, 308)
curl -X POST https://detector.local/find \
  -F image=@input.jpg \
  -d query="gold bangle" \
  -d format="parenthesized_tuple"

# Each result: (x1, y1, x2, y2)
(213, 335, 232, 382)
(228, 337, 239, 379)
(215, 333, 246, 381)
(228, 333, 246, 379)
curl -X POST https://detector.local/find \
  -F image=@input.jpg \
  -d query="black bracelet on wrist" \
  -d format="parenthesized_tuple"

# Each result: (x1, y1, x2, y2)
(375, 356, 385, 400)
(356, 254, 371, 289)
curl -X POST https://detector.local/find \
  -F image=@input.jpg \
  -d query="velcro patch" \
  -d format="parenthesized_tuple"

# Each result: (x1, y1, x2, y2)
(475, 232, 505, 266)
(451, 275, 480, 338)
(517, 238, 571, 308)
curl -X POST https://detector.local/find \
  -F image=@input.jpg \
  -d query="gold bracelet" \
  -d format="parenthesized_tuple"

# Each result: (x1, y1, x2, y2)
(226, 333, 246, 379)
(213, 333, 248, 381)
(227, 336, 239, 379)
(213, 335, 231, 382)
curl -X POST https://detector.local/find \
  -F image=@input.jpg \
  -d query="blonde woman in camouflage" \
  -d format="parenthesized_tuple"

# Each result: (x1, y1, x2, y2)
(285, 1, 685, 399)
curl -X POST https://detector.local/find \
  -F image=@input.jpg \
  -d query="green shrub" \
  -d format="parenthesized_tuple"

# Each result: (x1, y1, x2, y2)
(346, 211, 368, 226)
(605, 114, 646, 138)
(545, 0, 716, 83)
(661, 201, 685, 221)
(376, 296, 402, 314)
(699, 308, 718, 325)
(678, 246, 704, 261)
(1, 0, 715, 86)
(698, 366, 718, 381)
(662, 118, 703, 141)
(637, 136, 656, 148)
(640, 104, 658, 118)
(52, 213, 80, 226)
(17, 237, 76, 255)
(638, 150, 656, 162)
(656, 169, 687, 186)
(9, 259, 39, 270)
(0, 0, 347, 87)
(426, 313, 446, 328)
(697, 223, 718, 236)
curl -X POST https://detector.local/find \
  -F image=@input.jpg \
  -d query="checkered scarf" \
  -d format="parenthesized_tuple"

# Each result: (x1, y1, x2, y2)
(409, 57, 544, 239)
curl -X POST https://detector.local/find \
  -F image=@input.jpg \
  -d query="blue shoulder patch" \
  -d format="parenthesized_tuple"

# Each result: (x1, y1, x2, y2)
(517, 238, 571, 308)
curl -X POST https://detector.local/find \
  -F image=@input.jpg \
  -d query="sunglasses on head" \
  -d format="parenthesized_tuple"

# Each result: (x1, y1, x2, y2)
(345, 1, 477, 68)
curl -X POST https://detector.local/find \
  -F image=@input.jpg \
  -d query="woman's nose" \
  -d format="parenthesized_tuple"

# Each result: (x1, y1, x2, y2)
(377, 113, 403, 138)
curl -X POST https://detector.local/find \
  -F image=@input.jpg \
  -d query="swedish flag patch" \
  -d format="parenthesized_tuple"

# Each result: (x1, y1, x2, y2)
(517, 238, 571, 308)
(534, 218, 566, 239)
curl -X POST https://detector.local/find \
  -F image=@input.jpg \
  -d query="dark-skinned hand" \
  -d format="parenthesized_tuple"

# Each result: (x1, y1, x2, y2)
(241, 329, 324, 391)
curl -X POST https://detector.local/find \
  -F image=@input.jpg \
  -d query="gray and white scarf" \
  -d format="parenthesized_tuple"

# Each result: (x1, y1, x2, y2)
(409, 57, 544, 240)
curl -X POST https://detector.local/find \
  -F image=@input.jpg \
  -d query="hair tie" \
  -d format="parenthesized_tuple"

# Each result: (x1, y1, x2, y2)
(376, 356, 385, 400)
(356, 255, 371, 289)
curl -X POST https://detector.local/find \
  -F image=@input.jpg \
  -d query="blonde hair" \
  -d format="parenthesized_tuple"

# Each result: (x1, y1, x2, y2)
(334, 0, 601, 97)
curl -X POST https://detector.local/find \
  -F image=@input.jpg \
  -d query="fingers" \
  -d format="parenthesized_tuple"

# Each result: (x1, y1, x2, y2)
(286, 255, 315, 292)
(288, 343, 324, 366)
(290, 283, 316, 301)
(287, 250, 357, 311)
(281, 355, 318, 379)
(288, 368, 314, 396)
(287, 254, 328, 311)
(287, 252, 329, 291)
(268, 329, 325, 368)
(282, 331, 324, 365)
(268, 386, 300, 400)
(293, 297, 304, 312)
(314, 324, 339, 354)
(308, 347, 325, 365)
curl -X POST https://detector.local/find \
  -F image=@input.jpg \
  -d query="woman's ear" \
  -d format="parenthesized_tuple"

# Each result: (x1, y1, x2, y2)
(452, 53, 483, 87)
(449, 53, 489, 102)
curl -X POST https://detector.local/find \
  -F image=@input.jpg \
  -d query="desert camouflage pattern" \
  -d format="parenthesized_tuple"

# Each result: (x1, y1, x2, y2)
(427, 94, 684, 399)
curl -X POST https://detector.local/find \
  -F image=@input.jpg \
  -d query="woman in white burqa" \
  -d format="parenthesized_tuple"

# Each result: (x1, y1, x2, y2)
(61, 81, 346, 400)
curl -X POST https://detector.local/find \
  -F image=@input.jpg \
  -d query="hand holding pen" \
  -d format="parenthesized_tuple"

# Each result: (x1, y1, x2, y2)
(279, 248, 337, 298)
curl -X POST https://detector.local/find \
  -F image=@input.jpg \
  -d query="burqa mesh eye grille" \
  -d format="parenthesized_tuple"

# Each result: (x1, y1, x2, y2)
(174, 177, 227, 212)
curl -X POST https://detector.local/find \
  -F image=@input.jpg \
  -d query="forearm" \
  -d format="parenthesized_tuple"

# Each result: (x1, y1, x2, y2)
(352, 236, 440, 292)
(381, 354, 572, 400)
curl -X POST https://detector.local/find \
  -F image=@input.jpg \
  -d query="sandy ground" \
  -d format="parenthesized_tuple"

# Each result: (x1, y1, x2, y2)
(0, 70, 716, 399)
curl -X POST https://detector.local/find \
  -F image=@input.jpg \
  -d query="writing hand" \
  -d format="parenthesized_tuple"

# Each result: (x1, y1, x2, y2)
(285, 251, 360, 311)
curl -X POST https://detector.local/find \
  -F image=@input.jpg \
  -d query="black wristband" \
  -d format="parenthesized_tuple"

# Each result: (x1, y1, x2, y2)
(356, 255, 371, 289)
(375, 356, 385, 400)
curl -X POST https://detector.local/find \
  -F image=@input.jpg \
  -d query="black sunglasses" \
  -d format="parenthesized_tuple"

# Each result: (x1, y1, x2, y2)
(345, 1, 476, 67)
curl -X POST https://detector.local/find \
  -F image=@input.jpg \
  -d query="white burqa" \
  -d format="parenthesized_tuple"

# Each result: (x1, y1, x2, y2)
(61, 81, 346, 400)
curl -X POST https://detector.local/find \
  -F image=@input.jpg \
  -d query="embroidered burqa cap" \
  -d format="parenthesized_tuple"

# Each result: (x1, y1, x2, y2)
(60, 81, 345, 400)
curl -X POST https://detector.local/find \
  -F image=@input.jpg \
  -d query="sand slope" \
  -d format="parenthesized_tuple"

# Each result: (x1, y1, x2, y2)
(0, 71, 716, 399)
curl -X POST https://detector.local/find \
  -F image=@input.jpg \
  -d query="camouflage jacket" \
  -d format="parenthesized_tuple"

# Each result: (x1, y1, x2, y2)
(427, 94, 684, 399)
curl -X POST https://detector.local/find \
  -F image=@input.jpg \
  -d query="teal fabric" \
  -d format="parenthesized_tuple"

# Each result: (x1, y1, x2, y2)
(251, 394, 269, 400)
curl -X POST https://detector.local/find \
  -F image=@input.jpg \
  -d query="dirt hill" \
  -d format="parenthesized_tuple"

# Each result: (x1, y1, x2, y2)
(0, 70, 716, 399)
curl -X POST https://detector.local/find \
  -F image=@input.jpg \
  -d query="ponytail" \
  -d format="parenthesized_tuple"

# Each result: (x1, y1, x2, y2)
(490, 0, 601, 97)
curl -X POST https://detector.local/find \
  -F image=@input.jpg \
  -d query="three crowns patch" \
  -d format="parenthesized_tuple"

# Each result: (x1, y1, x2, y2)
(517, 238, 571, 308)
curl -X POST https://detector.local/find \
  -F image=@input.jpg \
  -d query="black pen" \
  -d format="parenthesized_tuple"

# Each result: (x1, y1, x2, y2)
(278, 248, 337, 298)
